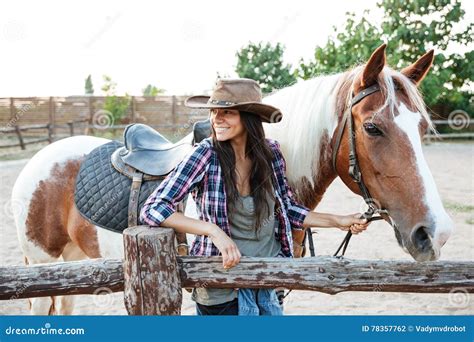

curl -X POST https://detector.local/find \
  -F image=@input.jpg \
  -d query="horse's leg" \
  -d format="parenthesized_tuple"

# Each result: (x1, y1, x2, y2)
(22, 251, 62, 315)
(55, 242, 88, 315)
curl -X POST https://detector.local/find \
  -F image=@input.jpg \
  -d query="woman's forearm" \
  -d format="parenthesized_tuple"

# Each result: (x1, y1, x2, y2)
(160, 212, 214, 236)
(302, 211, 340, 229)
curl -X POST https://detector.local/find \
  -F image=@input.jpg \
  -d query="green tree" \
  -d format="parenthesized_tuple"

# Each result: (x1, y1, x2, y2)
(84, 74, 94, 95)
(235, 42, 297, 93)
(142, 84, 164, 96)
(299, 0, 473, 117)
(299, 11, 384, 78)
(378, 0, 473, 116)
(101, 75, 130, 123)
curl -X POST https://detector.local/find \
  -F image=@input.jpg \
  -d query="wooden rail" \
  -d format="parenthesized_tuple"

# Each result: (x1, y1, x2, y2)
(1, 227, 473, 315)
(0, 119, 89, 149)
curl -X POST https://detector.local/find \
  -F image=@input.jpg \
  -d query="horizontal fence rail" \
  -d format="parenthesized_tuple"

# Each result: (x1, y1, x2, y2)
(1, 255, 472, 300)
(1, 227, 473, 315)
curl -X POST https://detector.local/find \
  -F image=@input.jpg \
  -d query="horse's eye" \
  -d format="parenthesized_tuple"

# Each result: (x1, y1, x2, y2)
(363, 122, 383, 136)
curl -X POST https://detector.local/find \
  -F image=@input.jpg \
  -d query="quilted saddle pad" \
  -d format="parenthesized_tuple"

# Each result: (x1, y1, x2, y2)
(74, 141, 164, 233)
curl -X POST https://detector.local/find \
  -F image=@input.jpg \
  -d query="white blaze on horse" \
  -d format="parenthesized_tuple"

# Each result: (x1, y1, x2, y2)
(11, 44, 453, 315)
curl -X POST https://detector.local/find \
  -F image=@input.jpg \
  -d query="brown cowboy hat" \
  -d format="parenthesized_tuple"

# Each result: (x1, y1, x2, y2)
(185, 78, 282, 123)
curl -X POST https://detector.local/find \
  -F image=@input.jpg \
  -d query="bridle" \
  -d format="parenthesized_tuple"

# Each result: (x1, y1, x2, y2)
(305, 83, 396, 258)
(282, 84, 397, 304)
(331, 82, 396, 257)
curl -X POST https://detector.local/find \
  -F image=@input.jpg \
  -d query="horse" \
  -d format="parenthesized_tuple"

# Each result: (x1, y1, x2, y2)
(11, 44, 453, 315)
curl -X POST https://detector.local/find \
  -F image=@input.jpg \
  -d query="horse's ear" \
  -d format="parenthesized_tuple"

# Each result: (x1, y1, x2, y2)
(360, 44, 387, 88)
(401, 50, 434, 85)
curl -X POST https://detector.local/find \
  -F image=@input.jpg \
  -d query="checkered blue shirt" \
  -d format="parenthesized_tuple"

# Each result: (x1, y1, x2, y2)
(140, 137, 309, 257)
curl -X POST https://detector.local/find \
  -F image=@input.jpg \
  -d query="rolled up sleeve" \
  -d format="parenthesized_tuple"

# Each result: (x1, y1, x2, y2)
(139, 143, 212, 226)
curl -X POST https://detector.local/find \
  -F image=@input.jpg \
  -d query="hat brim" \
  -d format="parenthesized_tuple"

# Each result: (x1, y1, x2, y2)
(185, 96, 282, 123)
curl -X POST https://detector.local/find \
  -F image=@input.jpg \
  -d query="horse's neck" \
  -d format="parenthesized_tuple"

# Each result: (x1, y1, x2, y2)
(263, 75, 346, 210)
(290, 131, 338, 210)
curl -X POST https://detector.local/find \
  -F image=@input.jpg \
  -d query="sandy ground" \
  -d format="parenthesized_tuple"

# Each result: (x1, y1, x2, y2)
(0, 142, 472, 315)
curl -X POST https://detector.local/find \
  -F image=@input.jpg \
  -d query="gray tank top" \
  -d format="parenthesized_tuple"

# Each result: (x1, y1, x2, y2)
(192, 191, 281, 306)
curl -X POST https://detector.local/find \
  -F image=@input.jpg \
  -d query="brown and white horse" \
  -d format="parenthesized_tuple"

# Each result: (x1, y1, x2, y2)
(11, 44, 453, 315)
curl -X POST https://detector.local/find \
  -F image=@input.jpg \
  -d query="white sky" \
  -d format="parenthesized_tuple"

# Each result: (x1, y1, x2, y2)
(1, 0, 472, 97)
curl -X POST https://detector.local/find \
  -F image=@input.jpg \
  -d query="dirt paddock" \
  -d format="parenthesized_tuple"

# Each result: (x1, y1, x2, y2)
(0, 141, 472, 315)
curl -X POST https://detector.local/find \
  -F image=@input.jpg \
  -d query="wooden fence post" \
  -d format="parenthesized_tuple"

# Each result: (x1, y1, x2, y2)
(47, 123, 53, 143)
(14, 125, 25, 150)
(123, 226, 182, 315)
(9, 97, 15, 122)
(171, 95, 177, 125)
(48, 97, 55, 138)
(130, 96, 135, 122)
(67, 121, 74, 136)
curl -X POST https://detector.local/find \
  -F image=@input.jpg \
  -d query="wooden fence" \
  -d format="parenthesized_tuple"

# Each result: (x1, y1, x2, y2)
(0, 96, 208, 130)
(0, 119, 89, 149)
(0, 226, 472, 315)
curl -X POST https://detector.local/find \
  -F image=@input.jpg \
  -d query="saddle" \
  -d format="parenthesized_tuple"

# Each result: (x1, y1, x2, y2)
(115, 123, 194, 177)
(74, 122, 211, 256)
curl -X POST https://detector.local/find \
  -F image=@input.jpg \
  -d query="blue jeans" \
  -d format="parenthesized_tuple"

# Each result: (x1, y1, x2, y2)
(238, 289, 283, 316)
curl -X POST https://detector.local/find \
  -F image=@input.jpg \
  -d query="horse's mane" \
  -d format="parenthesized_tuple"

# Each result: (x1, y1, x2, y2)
(264, 65, 434, 186)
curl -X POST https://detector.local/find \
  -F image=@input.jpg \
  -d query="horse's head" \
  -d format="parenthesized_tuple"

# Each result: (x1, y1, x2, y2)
(333, 44, 453, 261)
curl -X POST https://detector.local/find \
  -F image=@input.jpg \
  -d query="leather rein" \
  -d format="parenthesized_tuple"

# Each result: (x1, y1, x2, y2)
(305, 83, 395, 258)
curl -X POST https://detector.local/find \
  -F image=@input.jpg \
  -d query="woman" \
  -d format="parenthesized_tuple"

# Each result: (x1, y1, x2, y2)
(140, 78, 369, 315)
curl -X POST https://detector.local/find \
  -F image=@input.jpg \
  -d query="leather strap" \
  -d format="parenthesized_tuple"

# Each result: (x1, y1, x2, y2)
(330, 83, 396, 257)
(128, 173, 143, 227)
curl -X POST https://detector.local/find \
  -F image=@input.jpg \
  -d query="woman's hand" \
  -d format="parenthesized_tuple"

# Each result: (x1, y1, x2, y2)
(335, 213, 370, 234)
(207, 224, 241, 269)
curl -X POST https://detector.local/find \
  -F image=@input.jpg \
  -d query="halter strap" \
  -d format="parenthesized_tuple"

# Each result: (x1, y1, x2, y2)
(329, 83, 396, 257)
(332, 83, 381, 173)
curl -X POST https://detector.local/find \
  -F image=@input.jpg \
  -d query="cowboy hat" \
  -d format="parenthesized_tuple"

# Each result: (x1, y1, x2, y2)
(185, 78, 282, 123)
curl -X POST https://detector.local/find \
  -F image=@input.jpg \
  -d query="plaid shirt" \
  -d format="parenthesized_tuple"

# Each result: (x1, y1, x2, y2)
(140, 137, 309, 257)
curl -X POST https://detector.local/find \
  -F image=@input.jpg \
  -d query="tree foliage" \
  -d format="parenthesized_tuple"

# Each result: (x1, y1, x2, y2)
(235, 42, 297, 93)
(142, 84, 164, 96)
(236, 0, 472, 116)
(300, 0, 473, 116)
(101, 75, 130, 123)
(84, 74, 94, 95)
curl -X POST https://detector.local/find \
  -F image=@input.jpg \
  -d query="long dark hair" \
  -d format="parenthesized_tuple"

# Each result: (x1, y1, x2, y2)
(212, 111, 276, 229)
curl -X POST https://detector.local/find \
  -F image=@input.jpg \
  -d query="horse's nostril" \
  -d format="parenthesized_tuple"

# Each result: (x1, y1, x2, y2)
(412, 226, 432, 252)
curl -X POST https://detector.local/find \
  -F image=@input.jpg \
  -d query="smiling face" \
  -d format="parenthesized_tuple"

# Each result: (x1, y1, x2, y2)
(210, 108, 247, 142)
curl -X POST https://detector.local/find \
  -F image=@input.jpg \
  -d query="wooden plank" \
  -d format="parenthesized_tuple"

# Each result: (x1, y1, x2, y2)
(1, 256, 472, 301)
(178, 256, 474, 294)
(24, 137, 50, 145)
(14, 126, 25, 150)
(0, 259, 123, 300)
(123, 226, 182, 315)
(49, 96, 55, 137)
